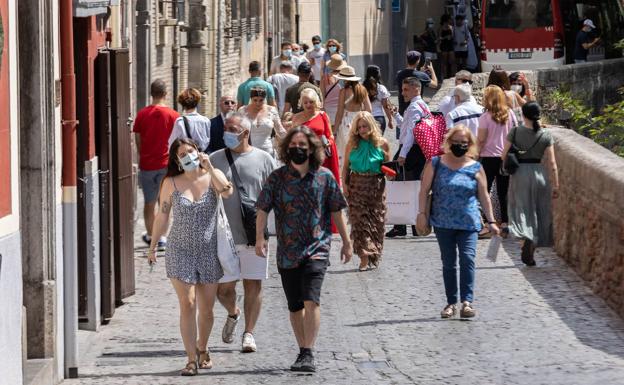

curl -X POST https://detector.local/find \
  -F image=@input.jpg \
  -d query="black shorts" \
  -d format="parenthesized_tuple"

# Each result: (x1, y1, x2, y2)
(454, 50, 468, 59)
(278, 258, 329, 312)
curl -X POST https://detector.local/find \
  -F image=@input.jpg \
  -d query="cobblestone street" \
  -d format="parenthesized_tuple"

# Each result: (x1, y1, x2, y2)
(65, 208, 624, 384)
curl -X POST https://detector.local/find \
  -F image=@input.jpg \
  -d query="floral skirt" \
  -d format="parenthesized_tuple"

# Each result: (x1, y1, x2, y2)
(347, 173, 386, 267)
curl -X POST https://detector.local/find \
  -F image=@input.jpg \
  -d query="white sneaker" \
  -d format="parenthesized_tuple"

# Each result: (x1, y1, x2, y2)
(241, 332, 257, 353)
(221, 313, 239, 344)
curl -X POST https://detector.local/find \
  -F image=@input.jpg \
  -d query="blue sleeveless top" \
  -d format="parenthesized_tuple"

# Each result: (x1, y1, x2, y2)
(430, 156, 482, 232)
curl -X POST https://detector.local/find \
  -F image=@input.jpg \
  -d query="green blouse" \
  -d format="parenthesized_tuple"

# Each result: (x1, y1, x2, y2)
(349, 139, 385, 173)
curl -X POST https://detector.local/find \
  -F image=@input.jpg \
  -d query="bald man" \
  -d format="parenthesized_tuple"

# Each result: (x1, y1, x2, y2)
(209, 95, 237, 152)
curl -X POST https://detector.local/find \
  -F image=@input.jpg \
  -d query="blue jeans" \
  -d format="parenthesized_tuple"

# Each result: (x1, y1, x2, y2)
(434, 227, 478, 304)
(374, 115, 386, 135)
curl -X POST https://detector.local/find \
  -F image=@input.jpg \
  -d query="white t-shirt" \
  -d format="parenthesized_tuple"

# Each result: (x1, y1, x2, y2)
(371, 84, 391, 117)
(306, 47, 326, 80)
(267, 73, 299, 113)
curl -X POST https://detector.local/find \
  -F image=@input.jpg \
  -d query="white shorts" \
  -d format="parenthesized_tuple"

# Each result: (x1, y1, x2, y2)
(219, 242, 270, 283)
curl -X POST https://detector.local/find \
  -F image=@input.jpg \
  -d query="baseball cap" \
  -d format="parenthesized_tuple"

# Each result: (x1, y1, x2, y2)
(583, 19, 596, 29)
(297, 61, 312, 74)
(406, 51, 421, 61)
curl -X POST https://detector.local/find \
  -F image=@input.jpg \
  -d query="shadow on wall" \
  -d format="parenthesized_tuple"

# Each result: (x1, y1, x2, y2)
(359, 8, 390, 85)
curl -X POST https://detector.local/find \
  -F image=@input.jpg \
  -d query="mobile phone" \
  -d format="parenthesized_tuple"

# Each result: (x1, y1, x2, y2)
(424, 57, 432, 67)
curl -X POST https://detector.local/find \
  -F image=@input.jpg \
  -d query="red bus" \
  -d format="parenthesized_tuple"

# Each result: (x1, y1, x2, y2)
(480, 0, 566, 71)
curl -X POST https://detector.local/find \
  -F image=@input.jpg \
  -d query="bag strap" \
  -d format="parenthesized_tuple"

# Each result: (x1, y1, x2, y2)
(182, 116, 192, 140)
(415, 101, 431, 119)
(517, 129, 544, 155)
(324, 82, 339, 99)
(225, 149, 248, 197)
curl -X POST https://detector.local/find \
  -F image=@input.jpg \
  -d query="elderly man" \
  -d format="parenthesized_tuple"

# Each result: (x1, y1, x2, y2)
(437, 70, 477, 117)
(445, 84, 483, 136)
(208, 94, 237, 153)
(211, 112, 277, 353)
(386, 77, 429, 238)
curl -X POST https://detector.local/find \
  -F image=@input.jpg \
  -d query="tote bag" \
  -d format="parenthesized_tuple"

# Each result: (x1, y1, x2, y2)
(385, 173, 421, 225)
(412, 102, 447, 160)
(216, 197, 240, 279)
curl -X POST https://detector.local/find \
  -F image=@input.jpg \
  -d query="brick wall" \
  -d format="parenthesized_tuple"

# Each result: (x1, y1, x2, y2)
(550, 127, 624, 319)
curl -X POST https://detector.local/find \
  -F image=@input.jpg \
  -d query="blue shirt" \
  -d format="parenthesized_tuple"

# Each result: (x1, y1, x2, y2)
(237, 77, 276, 106)
(430, 156, 482, 232)
(574, 30, 592, 61)
(256, 165, 347, 269)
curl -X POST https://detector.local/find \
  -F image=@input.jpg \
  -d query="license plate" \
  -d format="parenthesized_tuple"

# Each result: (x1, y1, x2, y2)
(508, 51, 532, 59)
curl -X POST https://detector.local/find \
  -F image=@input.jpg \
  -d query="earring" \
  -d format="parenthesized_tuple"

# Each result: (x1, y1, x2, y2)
(177, 163, 183, 171)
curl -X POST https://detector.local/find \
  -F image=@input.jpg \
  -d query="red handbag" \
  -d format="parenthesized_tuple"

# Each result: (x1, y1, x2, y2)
(412, 102, 447, 160)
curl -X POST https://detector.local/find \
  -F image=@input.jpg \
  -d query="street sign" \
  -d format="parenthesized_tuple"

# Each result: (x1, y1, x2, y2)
(392, 0, 400, 12)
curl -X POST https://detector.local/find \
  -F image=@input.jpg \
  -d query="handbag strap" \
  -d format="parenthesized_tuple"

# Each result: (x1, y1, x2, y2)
(182, 116, 192, 140)
(516, 129, 544, 155)
(324, 82, 339, 99)
(225, 148, 248, 197)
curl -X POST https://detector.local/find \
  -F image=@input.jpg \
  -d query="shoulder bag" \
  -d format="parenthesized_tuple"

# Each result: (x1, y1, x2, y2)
(319, 111, 333, 158)
(216, 196, 240, 279)
(412, 102, 447, 160)
(503, 128, 544, 175)
(225, 149, 268, 246)
(416, 157, 441, 236)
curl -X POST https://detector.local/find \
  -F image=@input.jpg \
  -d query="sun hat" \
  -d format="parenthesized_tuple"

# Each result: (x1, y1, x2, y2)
(334, 66, 361, 81)
(325, 54, 347, 71)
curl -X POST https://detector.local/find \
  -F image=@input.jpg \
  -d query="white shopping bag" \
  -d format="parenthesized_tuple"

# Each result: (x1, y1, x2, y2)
(385, 180, 421, 225)
(267, 211, 277, 236)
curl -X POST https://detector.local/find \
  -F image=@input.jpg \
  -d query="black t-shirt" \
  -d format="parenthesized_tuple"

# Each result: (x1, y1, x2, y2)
(574, 30, 592, 60)
(395, 69, 432, 114)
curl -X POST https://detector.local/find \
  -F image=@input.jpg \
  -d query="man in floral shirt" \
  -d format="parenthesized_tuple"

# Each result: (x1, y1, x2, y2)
(255, 126, 352, 373)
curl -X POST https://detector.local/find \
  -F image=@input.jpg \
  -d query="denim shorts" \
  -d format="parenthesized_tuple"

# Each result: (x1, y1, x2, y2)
(278, 258, 329, 312)
(138, 167, 167, 203)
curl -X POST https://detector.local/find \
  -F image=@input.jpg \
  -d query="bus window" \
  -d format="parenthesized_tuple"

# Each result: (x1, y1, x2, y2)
(485, 0, 553, 31)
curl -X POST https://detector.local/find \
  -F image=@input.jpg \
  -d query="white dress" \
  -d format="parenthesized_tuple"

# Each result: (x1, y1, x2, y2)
(336, 106, 359, 170)
(241, 106, 285, 157)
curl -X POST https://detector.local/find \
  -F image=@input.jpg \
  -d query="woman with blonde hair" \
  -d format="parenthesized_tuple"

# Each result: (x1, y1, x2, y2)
(419, 124, 500, 319)
(334, 66, 372, 169)
(478, 85, 518, 237)
(342, 111, 391, 270)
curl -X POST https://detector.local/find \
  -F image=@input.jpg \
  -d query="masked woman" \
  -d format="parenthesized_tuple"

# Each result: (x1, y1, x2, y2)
(147, 138, 234, 376)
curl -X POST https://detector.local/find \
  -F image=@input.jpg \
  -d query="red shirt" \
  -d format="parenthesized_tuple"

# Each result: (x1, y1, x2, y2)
(133, 105, 179, 171)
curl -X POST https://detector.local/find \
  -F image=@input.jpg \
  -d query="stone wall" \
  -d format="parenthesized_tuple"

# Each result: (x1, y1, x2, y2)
(550, 128, 624, 318)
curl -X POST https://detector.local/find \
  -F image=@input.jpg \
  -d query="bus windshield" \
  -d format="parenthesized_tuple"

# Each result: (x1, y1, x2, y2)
(485, 0, 553, 30)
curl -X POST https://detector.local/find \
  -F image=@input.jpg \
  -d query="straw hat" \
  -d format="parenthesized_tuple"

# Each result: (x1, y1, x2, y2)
(325, 54, 347, 71)
(334, 66, 361, 81)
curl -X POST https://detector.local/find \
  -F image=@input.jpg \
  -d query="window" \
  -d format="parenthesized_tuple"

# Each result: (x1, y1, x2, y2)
(485, 0, 553, 30)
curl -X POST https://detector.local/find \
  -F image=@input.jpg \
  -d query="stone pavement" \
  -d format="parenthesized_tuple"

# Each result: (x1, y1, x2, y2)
(65, 215, 624, 384)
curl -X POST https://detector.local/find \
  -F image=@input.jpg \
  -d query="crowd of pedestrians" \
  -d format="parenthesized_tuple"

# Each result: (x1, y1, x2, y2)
(132, 33, 559, 376)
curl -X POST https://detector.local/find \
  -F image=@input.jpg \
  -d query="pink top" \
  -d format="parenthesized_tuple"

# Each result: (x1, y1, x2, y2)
(478, 109, 517, 157)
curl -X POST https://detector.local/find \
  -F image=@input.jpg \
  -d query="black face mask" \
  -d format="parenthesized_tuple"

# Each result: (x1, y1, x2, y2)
(288, 147, 310, 165)
(450, 143, 469, 158)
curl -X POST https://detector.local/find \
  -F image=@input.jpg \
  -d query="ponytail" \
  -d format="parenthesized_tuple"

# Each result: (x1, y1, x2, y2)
(532, 118, 541, 132)
(521, 101, 542, 133)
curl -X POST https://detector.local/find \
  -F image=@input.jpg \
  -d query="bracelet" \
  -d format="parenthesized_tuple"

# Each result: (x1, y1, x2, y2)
(488, 221, 496, 224)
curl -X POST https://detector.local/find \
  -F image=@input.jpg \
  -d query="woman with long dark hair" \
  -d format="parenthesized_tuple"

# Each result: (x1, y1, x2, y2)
(503, 102, 559, 266)
(362, 65, 394, 134)
(147, 138, 234, 375)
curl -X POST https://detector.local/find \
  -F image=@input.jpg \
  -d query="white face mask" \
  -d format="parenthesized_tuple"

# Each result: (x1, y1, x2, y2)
(510, 84, 523, 94)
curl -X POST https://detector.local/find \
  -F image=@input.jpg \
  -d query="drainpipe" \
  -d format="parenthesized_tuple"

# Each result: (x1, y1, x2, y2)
(60, 0, 79, 378)
(295, 0, 300, 43)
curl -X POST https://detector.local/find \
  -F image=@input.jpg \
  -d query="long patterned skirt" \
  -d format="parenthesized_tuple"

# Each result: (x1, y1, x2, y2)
(347, 173, 387, 267)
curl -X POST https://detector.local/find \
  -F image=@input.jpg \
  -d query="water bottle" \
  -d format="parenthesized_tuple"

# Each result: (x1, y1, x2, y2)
(486, 235, 502, 262)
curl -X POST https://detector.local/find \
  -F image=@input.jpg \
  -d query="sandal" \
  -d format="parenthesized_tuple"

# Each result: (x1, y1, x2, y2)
(440, 304, 456, 318)
(460, 301, 476, 318)
(478, 229, 493, 239)
(180, 361, 198, 376)
(197, 349, 213, 369)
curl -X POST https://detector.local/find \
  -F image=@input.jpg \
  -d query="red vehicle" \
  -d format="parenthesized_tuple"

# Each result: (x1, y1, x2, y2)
(480, 0, 566, 71)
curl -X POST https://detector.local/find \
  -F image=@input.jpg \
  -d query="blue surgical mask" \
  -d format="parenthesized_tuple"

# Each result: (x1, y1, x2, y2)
(313, 43, 321, 50)
(179, 151, 200, 172)
(282, 49, 292, 58)
(223, 132, 242, 149)
(299, 49, 305, 56)
(328, 46, 337, 54)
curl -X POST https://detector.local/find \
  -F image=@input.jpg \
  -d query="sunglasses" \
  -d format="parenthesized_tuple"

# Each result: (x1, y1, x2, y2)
(223, 100, 236, 105)
(458, 79, 473, 84)
(327, 45, 337, 48)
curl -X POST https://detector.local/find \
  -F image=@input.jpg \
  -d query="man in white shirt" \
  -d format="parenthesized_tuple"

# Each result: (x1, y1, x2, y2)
(267, 62, 300, 114)
(386, 77, 428, 238)
(291, 43, 309, 64)
(306, 35, 326, 83)
(437, 70, 476, 116)
(445, 84, 483, 136)
(270, 41, 302, 75)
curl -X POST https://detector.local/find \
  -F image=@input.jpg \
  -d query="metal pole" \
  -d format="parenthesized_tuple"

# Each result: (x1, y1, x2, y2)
(136, 0, 151, 109)
(60, 0, 79, 377)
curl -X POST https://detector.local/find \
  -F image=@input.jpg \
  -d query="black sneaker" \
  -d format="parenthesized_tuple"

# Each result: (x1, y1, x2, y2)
(290, 353, 304, 371)
(385, 228, 406, 238)
(298, 352, 316, 372)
